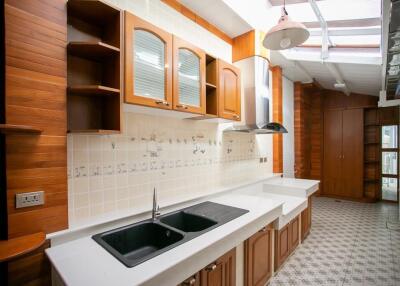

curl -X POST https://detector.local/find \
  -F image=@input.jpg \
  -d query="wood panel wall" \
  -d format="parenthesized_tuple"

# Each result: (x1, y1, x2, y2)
(272, 66, 283, 173)
(2, 0, 68, 285)
(294, 84, 379, 199)
(4, 0, 68, 239)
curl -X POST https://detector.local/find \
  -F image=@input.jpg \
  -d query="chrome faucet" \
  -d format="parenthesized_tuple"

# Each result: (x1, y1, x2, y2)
(152, 187, 161, 220)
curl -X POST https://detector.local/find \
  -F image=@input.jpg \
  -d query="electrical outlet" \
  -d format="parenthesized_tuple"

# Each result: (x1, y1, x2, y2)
(15, 191, 44, 208)
(259, 157, 263, 163)
(263, 157, 268, 163)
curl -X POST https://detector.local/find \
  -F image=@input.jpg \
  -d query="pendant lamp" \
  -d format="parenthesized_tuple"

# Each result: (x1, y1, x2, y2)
(263, 0, 309, 50)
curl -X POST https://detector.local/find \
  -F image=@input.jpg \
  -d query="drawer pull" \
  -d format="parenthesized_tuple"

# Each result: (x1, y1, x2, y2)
(233, 114, 239, 119)
(176, 104, 188, 109)
(259, 227, 267, 233)
(182, 277, 196, 285)
(206, 263, 217, 272)
(155, 100, 170, 106)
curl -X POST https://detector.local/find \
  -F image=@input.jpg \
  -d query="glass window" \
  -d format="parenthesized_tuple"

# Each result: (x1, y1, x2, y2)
(382, 152, 398, 175)
(134, 30, 165, 100)
(382, 125, 398, 149)
(178, 48, 200, 107)
(382, 177, 398, 201)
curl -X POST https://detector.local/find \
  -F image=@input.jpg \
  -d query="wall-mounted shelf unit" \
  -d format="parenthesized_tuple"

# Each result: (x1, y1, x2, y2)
(363, 108, 381, 201)
(67, 0, 122, 134)
(0, 124, 43, 135)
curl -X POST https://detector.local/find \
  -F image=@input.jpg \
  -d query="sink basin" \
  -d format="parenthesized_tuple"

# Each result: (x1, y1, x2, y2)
(93, 222, 184, 267)
(160, 211, 217, 232)
(93, 201, 248, 268)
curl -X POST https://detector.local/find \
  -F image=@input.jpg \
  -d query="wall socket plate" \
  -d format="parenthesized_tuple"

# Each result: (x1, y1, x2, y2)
(15, 191, 45, 209)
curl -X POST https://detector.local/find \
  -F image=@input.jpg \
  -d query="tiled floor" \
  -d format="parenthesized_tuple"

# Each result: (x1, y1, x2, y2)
(269, 197, 400, 286)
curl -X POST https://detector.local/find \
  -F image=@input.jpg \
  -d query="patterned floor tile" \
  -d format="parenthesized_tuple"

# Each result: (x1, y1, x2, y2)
(269, 197, 400, 286)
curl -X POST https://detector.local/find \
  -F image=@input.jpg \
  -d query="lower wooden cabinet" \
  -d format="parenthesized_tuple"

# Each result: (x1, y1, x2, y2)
(201, 248, 236, 286)
(244, 224, 273, 286)
(274, 215, 300, 271)
(301, 197, 313, 242)
(178, 248, 236, 286)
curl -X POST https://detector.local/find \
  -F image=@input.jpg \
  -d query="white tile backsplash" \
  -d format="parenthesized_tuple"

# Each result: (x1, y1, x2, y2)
(68, 113, 272, 225)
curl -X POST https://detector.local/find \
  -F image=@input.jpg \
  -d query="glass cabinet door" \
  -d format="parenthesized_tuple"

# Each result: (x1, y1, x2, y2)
(125, 13, 172, 109)
(173, 37, 205, 114)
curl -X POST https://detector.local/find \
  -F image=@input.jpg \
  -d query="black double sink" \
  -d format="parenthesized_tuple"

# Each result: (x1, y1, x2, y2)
(93, 201, 248, 267)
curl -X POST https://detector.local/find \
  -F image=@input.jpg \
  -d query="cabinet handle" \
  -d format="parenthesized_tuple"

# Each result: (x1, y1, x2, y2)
(233, 114, 240, 119)
(259, 227, 267, 233)
(206, 263, 217, 272)
(155, 100, 169, 106)
(176, 104, 188, 110)
(182, 277, 196, 285)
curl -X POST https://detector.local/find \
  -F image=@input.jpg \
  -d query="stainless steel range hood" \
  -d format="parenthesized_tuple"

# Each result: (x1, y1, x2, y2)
(224, 56, 287, 134)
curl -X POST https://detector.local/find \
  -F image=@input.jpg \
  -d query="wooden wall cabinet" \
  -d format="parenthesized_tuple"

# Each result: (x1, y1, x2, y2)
(323, 108, 364, 199)
(125, 12, 173, 109)
(244, 225, 273, 286)
(274, 216, 299, 271)
(218, 60, 241, 121)
(173, 37, 206, 114)
(301, 197, 312, 242)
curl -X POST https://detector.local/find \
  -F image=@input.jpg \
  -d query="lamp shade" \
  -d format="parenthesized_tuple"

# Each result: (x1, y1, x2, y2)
(263, 14, 309, 50)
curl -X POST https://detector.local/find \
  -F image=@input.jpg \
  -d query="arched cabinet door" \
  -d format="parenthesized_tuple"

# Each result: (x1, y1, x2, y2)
(125, 12, 172, 109)
(218, 60, 241, 121)
(173, 37, 206, 115)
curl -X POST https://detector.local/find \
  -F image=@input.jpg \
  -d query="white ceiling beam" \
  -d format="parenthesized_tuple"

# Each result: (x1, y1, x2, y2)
(324, 62, 350, 95)
(281, 49, 382, 65)
(309, 27, 381, 37)
(308, 0, 333, 60)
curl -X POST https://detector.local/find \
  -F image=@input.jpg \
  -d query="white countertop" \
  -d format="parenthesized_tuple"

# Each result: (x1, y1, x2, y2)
(46, 175, 318, 286)
(263, 177, 320, 198)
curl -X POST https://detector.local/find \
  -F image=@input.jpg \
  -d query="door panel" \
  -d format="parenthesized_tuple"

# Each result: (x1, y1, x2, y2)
(342, 109, 364, 198)
(218, 60, 241, 121)
(173, 36, 206, 114)
(323, 109, 343, 196)
(201, 248, 235, 286)
(289, 216, 299, 253)
(244, 227, 272, 286)
(125, 12, 172, 109)
(274, 225, 289, 271)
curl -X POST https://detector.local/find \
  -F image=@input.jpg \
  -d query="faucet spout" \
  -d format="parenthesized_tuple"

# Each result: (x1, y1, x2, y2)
(152, 187, 160, 220)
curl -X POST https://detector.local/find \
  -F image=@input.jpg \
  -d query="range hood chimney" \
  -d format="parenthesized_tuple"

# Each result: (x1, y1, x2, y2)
(224, 56, 287, 134)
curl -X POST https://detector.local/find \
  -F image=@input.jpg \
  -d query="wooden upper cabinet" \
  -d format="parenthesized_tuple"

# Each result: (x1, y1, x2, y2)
(218, 60, 241, 121)
(173, 37, 206, 114)
(124, 12, 173, 109)
(244, 226, 273, 286)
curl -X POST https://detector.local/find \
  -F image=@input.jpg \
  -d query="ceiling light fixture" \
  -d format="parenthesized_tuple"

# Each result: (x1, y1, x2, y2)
(263, 0, 310, 50)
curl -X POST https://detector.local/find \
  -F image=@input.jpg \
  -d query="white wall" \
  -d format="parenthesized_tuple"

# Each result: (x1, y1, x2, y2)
(67, 0, 274, 226)
(282, 77, 295, 177)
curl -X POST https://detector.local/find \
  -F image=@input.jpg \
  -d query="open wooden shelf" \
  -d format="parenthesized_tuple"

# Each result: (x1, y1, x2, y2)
(68, 85, 120, 96)
(0, 124, 42, 135)
(67, 41, 120, 60)
(0, 232, 45, 263)
(364, 178, 380, 183)
(68, 129, 121, 135)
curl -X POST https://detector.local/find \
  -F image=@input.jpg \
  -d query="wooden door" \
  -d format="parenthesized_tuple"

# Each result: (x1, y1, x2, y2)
(125, 12, 173, 109)
(201, 248, 236, 286)
(244, 226, 273, 286)
(323, 109, 343, 196)
(173, 36, 206, 114)
(342, 109, 364, 198)
(178, 273, 201, 286)
(301, 198, 313, 242)
(274, 224, 290, 271)
(289, 216, 299, 253)
(218, 60, 241, 121)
